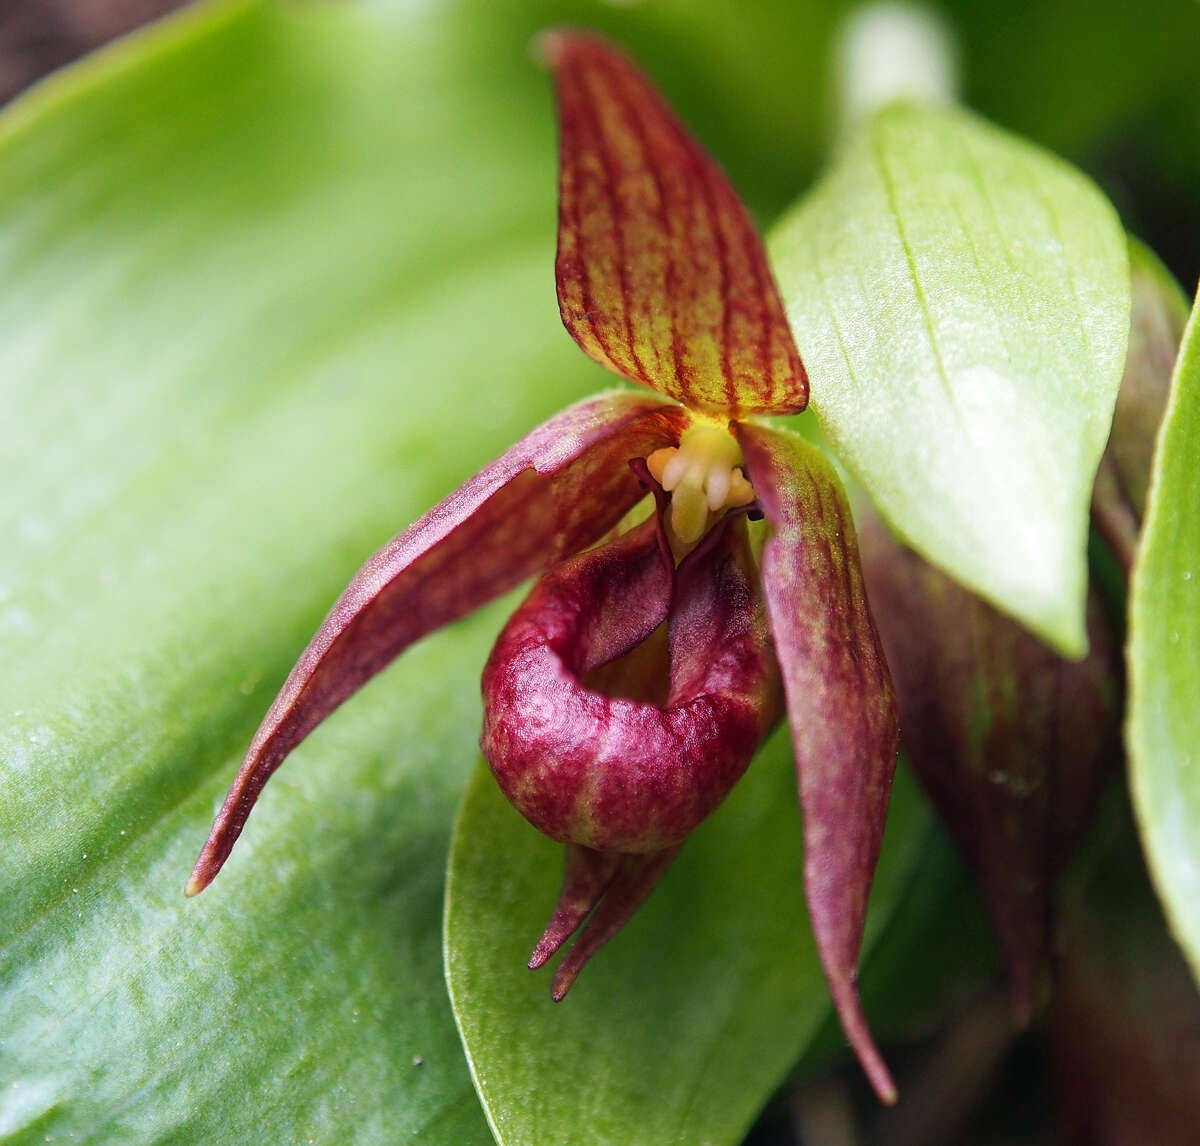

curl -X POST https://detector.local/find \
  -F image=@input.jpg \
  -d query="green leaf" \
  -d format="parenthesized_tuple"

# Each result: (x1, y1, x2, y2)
(1128, 284, 1200, 986)
(0, 1, 591, 1140)
(445, 734, 937, 1146)
(770, 101, 1130, 657)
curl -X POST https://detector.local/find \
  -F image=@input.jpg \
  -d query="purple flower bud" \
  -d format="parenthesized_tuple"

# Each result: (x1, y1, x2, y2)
(858, 505, 1122, 1023)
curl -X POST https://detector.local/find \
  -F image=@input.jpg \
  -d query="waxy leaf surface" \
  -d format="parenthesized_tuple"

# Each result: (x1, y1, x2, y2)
(0, 2, 566, 1140)
(770, 102, 1129, 656)
(1128, 285, 1200, 986)
(0, 0, 751, 1140)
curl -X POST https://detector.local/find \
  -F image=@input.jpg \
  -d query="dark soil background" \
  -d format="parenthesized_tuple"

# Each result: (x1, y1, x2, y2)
(0, 0, 185, 104)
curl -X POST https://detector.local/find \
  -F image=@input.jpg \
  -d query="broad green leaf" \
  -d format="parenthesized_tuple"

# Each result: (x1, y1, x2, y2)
(1128, 285, 1200, 985)
(445, 738, 937, 1146)
(0, 0, 598, 1139)
(770, 101, 1130, 657)
(0, 1, 565, 1139)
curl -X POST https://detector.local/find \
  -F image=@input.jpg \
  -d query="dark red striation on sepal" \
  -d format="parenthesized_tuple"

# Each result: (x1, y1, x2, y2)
(540, 30, 808, 419)
(736, 421, 900, 1105)
(187, 392, 689, 896)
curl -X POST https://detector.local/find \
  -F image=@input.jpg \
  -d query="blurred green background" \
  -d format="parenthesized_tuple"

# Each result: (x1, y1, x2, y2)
(5, 0, 1199, 287)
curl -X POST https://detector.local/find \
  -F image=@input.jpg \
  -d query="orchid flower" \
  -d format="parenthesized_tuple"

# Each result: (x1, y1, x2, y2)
(186, 31, 900, 1103)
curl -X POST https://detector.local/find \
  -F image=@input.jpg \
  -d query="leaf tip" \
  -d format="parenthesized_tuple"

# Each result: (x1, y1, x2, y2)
(1044, 608, 1089, 663)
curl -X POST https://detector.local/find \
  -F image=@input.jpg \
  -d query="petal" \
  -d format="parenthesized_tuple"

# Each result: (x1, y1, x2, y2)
(528, 844, 622, 970)
(735, 421, 900, 1104)
(187, 390, 689, 895)
(540, 30, 808, 419)
(526, 841, 682, 1000)
(548, 847, 681, 1001)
